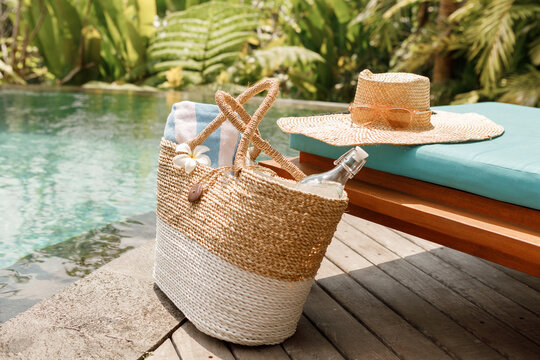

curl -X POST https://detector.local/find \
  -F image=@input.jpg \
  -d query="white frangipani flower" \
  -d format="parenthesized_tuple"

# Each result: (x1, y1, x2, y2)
(172, 143, 211, 174)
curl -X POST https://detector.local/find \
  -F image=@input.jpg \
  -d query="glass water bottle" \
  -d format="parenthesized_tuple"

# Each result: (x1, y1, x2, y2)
(296, 146, 369, 199)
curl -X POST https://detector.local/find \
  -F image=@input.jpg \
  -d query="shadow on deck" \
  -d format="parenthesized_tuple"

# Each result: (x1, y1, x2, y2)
(147, 214, 540, 360)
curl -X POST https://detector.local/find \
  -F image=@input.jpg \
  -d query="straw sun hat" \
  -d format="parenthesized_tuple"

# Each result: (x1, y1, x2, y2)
(277, 70, 504, 146)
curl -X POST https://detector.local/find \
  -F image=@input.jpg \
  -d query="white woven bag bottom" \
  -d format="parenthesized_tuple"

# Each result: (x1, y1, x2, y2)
(154, 218, 313, 345)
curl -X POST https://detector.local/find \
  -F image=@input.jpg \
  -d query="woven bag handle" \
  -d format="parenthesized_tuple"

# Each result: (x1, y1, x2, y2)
(215, 90, 306, 181)
(187, 79, 280, 160)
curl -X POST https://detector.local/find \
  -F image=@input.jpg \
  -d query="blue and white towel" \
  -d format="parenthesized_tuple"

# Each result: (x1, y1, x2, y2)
(164, 101, 240, 168)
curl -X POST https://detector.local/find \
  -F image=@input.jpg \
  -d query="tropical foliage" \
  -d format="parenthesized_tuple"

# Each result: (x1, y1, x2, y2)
(24, 0, 100, 84)
(278, 0, 391, 101)
(0, 0, 538, 106)
(361, 0, 540, 106)
(0, 0, 51, 84)
(148, 1, 260, 86)
(0, 0, 155, 85)
(92, 0, 156, 82)
(148, 0, 324, 97)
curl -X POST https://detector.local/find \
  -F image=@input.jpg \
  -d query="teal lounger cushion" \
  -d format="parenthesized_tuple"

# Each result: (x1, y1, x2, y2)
(289, 102, 540, 210)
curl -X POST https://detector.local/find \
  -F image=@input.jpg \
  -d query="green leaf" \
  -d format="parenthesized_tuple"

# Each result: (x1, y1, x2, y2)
(25, 0, 82, 79)
(134, 0, 157, 38)
(464, 0, 517, 88)
(498, 68, 540, 107)
(153, 59, 203, 72)
(149, 0, 260, 84)
(451, 90, 481, 105)
(93, 0, 155, 79)
(249, 46, 324, 75)
(530, 37, 540, 66)
(329, 0, 352, 23)
(383, 0, 422, 19)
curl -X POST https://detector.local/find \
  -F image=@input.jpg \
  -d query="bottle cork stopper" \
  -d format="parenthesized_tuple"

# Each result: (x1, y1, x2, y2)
(352, 146, 369, 162)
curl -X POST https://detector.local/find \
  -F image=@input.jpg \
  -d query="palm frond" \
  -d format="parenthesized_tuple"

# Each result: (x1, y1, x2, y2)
(151, 32, 208, 43)
(448, 0, 481, 23)
(498, 68, 540, 107)
(530, 36, 540, 66)
(451, 89, 483, 104)
(464, 0, 516, 89)
(350, 0, 388, 25)
(247, 46, 324, 76)
(383, 0, 426, 19)
(390, 24, 439, 72)
(351, 0, 414, 54)
(149, 1, 260, 84)
(152, 59, 203, 72)
(149, 48, 204, 62)
(509, 4, 540, 21)
(203, 52, 241, 70)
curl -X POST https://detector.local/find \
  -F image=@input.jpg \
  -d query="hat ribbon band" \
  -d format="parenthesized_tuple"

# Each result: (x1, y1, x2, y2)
(348, 104, 431, 130)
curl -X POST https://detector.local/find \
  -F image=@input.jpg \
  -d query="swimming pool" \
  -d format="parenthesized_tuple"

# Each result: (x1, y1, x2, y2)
(0, 89, 165, 269)
(0, 88, 319, 267)
(0, 87, 345, 321)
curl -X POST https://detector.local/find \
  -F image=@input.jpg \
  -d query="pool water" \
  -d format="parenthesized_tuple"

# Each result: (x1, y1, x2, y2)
(0, 89, 165, 268)
(0, 88, 332, 269)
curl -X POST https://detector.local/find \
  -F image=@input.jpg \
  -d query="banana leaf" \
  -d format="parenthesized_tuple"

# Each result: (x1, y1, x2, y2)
(149, 1, 260, 84)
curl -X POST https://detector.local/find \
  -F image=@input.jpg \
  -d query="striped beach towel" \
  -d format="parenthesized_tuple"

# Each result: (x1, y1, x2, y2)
(163, 101, 240, 168)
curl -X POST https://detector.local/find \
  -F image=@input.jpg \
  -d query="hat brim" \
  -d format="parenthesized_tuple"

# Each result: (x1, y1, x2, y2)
(277, 110, 504, 146)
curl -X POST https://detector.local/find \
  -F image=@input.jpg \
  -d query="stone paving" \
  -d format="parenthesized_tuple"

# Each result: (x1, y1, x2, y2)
(0, 240, 184, 360)
(0, 212, 157, 324)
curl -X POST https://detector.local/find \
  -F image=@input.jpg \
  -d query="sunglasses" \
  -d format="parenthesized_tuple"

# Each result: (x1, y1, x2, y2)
(348, 104, 433, 129)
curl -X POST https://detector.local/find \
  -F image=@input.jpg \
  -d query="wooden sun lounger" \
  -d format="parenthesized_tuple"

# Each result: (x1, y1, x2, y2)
(261, 152, 540, 277)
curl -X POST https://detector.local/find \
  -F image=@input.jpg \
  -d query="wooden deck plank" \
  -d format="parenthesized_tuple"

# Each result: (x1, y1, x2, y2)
(395, 243, 540, 344)
(342, 215, 427, 258)
(334, 218, 399, 264)
(316, 257, 453, 360)
(404, 233, 540, 316)
(345, 216, 540, 343)
(393, 229, 444, 251)
(155, 211, 539, 360)
(230, 344, 291, 360)
(487, 261, 540, 292)
(146, 339, 180, 360)
(171, 322, 235, 360)
(282, 315, 345, 360)
(303, 282, 399, 360)
(336, 220, 540, 359)
(325, 238, 503, 360)
(395, 229, 540, 313)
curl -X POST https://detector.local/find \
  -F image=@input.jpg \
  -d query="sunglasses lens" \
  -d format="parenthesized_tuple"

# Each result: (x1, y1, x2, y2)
(350, 106, 378, 125)
(387, 108, 412, 129)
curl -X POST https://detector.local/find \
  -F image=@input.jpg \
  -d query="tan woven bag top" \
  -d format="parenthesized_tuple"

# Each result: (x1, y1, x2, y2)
(156, 79, 349, 282)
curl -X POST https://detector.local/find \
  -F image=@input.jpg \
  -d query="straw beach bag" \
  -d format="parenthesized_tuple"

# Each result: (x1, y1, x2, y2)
(154, 79, 348, 345)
